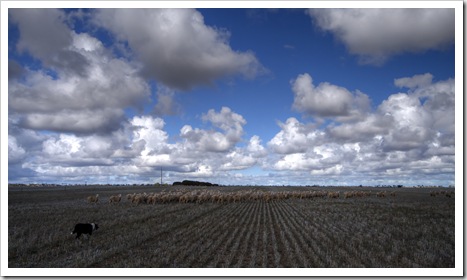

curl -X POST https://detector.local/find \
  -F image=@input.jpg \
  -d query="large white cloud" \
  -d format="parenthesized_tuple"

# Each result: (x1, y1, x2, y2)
(8, 21, 151, 134)
(267, 73, 454, 185)
(328, 75, 455, 151)
(8, 135, 26, 164)
(267, 117, 323, 154)
(378, 93, 433, 151)
(291, 73, 370, 121)
(179, 107, 246, 153)
(327, 114, 392, 143)
(9, 9, 89, 76)
(307, 8, 455, 65)
(14, 106, 270, 184)
(219, 135, 268, 171)
(130, 116, 168, 154)
(202, 107, 246, 143)
(380, 75, 455, 152)
(18, 109, 126, 135)
(394, 73, 433, 89)
(94, 9, 265, 90)
(246, 135, 268, 158)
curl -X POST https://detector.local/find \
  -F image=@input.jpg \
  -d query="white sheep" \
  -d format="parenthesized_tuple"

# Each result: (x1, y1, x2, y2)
(87, 194, 99, 203)
(109, 194, 122, 203)
(376, 191, 386, 198)
(328, 191, 339, 199)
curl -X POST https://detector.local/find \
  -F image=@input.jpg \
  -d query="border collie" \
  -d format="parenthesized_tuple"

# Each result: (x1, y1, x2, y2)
(71, 223, 98, 239)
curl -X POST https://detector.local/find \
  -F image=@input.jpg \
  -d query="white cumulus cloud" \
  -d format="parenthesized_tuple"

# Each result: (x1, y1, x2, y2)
(94, 9, 265, 90)
(291, 73, 370, 121)
(9, 14, 151, 135)
(8, 135, 26, 164)
(9, 8, 89, 76)
(307, 8, 455, 65)
(268, 117, 324, 154)
(267, 73, 454, 185)
(394, 73, 433, 89)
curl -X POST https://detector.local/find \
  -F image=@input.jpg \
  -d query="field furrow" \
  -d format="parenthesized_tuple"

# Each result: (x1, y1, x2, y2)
(230, 201, 261, 267)
(288, 201, 361, 267)
(140, 201, 248, 267)
(212, 202, 257, 267)
(275, 200, 320, 267)
(266, 200, 290, 267)
(245, 201, 264, 267)
(259, 202, 271, 267)
(9, 201, 202, 267)
(184, 202, 253, 267)
(264, 200, 281, 267)
(86, 203, 225, 267)
(120, 200, 253, 267)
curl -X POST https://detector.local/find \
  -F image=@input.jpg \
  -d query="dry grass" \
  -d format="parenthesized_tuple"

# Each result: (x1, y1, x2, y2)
(8, 185, 455, 268)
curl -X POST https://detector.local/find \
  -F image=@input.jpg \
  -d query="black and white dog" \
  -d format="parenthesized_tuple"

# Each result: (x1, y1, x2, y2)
(71, 223, 99, 239)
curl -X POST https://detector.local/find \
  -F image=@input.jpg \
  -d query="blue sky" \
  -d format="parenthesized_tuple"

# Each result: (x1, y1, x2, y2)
(5, 4, 459, 186)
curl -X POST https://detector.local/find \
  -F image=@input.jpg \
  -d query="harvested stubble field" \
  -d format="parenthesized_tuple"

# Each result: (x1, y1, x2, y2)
(8, 185, 455, 268)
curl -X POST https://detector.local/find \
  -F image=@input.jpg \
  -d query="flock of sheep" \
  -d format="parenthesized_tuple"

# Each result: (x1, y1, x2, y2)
(85, 189, 401, 205)
(430, 190, 455, 198)
(86, 193, 121, 203)
(375, 190, 397, 198)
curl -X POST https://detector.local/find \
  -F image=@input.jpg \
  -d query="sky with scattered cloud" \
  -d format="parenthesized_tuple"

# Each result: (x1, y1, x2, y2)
(6, 4, 458, 186)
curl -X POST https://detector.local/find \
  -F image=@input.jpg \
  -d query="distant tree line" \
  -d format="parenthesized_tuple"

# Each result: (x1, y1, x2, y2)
(172, 180, 219, 187)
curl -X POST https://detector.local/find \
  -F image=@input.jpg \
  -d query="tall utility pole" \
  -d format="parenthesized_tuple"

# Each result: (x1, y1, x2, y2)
(160, 166, 163, 185)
